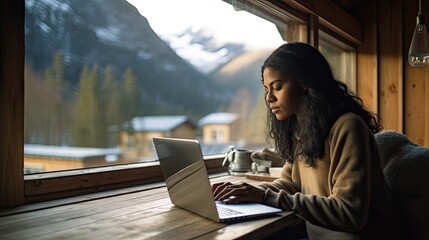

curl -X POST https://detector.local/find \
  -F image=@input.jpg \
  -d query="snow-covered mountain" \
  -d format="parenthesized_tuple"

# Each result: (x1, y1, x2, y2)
(24, 0, 273, 119)
(160, 28, 245, 74)
(24, 0, 231, 117)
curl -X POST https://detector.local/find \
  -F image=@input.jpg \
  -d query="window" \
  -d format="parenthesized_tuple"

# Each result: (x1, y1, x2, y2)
(211, 128, 226, 143)
(127, 135, 136, 151)
(24, 0, 359, 174)
(24, 0, 308, 173)
(319, 31, 357, 92)
(1, 0, 363, 206)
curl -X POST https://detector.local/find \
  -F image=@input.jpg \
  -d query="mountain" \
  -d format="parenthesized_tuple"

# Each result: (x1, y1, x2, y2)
(210, 49, 274, 103)
(160, 28, 245, 74)
(24, 0, 232, 118)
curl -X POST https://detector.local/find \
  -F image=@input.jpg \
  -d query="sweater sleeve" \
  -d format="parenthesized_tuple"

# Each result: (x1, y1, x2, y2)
(258, 161, 301, 196)
(261, 114, 373, 232)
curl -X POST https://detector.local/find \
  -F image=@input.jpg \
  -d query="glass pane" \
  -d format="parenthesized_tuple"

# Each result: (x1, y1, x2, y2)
(24, 0, 303, 173)
(319, 31, 357, 92)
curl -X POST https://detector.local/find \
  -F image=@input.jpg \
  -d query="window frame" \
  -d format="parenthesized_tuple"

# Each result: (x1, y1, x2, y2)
(319, 29, 358, 92)
(23, 155, 225, 203)
(0, 0, 362, 207)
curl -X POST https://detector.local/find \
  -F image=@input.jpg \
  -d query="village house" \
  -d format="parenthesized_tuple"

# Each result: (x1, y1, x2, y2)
(198, 112, 239, 144)
(24, 144, 120, 173)
(120, 115, 196, 161)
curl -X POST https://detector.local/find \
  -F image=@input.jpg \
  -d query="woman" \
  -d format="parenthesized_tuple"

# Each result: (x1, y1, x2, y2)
(212, 43, 399, 239)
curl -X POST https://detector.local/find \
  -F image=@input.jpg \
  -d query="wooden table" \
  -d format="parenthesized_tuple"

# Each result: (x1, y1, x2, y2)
(0, 174, 298, 240)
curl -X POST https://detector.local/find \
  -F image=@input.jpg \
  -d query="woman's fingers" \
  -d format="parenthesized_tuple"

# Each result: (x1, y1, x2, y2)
(222, 183, 266, 203)
(212, 182, 232, 196)
(219, 187, 252, 203)
(212, 182, 242, 200)
(213, 183, 251, 201)
(212, 182, 265, 203)
(214, 184, 240, 200)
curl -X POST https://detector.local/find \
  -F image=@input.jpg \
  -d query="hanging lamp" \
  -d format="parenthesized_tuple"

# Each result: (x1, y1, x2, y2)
(408, 0, 429, 67)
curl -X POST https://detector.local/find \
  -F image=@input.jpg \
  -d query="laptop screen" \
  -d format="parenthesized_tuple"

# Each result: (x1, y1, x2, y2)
(153, 137, 221, 222)
(153, 138, 203, 179)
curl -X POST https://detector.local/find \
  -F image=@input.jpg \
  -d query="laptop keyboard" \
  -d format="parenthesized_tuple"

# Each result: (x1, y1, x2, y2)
(216, 205, 244, 217)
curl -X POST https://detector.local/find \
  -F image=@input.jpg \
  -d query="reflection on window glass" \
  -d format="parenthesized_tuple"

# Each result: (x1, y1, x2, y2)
(23, 0, 307, 173)
(319, 31, 356, 92)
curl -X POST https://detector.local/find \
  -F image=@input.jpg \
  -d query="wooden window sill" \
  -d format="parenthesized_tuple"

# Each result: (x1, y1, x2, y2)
(23, 155, 226, 203)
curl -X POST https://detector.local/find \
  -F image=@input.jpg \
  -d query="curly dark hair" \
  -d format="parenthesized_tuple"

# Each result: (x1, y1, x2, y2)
(261, 42, 382, 166)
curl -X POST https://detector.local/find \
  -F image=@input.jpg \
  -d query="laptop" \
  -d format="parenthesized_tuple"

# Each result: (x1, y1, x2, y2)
(153, 137, 282, 223)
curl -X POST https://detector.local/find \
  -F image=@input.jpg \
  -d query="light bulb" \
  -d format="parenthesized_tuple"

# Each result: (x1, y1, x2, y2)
(408, 13, 429, 67)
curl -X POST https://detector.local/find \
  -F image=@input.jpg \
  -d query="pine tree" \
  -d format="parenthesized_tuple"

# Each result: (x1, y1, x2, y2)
(72, 65, 105, 147)
(122, 68, 141, 129)
(72, 65, 90, 146)
(43, 51, 70, 145)
(90, 65, 106, 146)
(101, 65, 122, 147)
(25, 65, 57, 144)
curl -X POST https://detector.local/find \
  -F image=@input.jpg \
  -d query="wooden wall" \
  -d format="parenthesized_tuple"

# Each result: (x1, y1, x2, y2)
(0, 0, 25, 207)
(357, 0, 429, 146)
(403, 0, 429, 146)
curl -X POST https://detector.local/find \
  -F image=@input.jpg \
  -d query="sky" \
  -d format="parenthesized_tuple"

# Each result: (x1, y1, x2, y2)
(126, 0, 284, 49)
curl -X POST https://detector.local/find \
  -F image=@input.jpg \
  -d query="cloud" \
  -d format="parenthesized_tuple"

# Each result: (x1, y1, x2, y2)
(127, 0, 283, 50)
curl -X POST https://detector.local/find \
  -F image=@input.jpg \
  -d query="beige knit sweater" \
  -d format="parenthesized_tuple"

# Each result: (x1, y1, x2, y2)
(259, 113, 400, 239)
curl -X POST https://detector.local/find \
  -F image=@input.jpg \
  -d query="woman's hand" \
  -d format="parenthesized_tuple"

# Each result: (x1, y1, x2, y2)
(212, 182, 265, 204)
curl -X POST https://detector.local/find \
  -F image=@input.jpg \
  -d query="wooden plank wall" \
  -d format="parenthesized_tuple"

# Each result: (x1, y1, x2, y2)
(378, 0, 403, 132)
(358, 0, 429, 147)
(403, 0, 429, 146)
(0, 0, 25, 207)
(357, 0, 378, 114)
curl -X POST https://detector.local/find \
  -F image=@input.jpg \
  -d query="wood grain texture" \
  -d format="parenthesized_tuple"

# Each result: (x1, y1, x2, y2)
(0, 175, 295, 240)
(357, 0, 378, 115)
(309, 14, 319, 47)
(0, 0, 25, 208)
(403, 0, 429, 146)
(281, 0, 363, 44)
(24, 158, 224, 203)
(377, 0, 403, 132)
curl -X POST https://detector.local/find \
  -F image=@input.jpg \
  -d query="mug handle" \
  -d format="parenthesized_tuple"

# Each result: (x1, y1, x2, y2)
(222, 151, 235, 168)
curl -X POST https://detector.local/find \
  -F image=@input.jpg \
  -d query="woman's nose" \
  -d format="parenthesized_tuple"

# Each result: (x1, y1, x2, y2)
(266, 91, 275, 102)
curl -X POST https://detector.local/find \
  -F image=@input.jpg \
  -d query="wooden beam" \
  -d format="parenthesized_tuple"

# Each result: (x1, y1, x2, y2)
(285, 23, 307, 42)
(0, 0, 25, 207)
(281, 0, 363, 44)
(427, 73, 429, 146)
(357, 0, 378, 115)
(308, 14, 319, 48)
(377, 0, 403, 132)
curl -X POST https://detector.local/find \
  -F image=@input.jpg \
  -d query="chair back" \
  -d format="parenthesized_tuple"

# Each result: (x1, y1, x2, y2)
(375, 130, 429, 240)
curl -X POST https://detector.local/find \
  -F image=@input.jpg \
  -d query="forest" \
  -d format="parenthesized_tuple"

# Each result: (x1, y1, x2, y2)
(25, 51, 142, 148)
(24, 51, 269, 149)
(23, 0, 272, 150)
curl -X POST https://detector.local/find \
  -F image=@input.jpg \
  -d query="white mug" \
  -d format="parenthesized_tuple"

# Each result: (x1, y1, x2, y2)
(222, 149, 252, 172)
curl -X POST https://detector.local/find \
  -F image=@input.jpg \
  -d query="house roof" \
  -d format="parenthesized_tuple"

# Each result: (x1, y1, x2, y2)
(130, 115, 194, 132)
(198, 112, 238, 126)
(24, 144, 120, 160)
